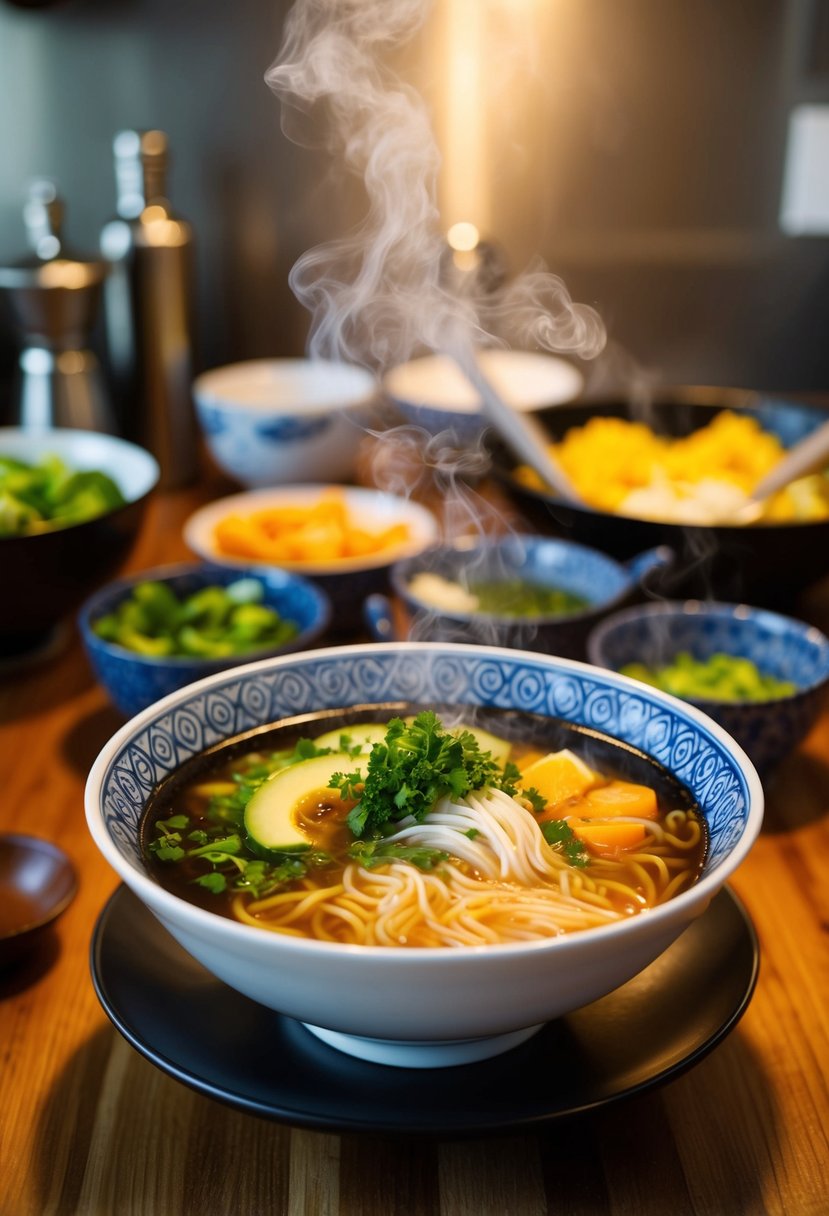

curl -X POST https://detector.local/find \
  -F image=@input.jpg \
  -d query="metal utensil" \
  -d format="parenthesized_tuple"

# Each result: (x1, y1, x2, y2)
(727, 418, 829, 524)
(450, 347, 585, 505)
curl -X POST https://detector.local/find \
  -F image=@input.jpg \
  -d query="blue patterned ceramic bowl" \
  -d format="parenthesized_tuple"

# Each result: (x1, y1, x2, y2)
(381, 535, 673, 659)
(587, 601, 829, 774)
(78, 562, 331, 718)
(85, 641, 763, 1068)
(193, 359, 378, 488)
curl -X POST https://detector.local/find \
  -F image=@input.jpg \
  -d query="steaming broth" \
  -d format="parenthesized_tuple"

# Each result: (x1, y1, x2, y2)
(143, 705, 707, 947)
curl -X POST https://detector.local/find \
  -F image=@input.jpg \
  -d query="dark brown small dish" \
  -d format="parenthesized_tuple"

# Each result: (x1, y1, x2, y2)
(0, 834, 77, 968)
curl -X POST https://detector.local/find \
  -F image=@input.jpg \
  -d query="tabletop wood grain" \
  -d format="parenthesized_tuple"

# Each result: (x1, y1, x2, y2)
(2, 461, 828, 1216)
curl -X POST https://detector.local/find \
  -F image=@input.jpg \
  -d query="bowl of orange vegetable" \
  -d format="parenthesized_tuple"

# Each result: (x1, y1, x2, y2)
(183, 485, 441, 632)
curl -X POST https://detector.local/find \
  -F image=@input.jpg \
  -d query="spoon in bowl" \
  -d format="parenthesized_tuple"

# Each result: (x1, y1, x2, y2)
(724, 418, 829, 525)
(449, 346, 586, 506)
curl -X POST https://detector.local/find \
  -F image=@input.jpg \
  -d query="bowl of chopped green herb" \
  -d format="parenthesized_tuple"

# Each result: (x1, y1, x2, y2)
(587, 600, 829, 773)
(79, 561, 331, 718)
(0, 427, 159, 655)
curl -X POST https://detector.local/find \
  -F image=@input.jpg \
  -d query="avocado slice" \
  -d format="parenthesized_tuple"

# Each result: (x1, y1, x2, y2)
(311, 721, 390, 754)
(244, 751, 362, 855)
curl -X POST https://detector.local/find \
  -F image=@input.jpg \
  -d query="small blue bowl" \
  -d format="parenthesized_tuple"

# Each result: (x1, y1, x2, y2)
(370, 535, 673, 659)
(587, 600, 829, 774)
(79, 562, 332, 719)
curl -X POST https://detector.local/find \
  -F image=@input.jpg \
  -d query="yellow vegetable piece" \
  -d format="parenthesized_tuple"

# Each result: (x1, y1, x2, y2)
(513, 411, 829, 523)
(519, 749, 598, 808)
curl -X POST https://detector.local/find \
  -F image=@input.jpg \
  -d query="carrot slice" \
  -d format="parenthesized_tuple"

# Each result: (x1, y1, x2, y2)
(579, 780, 659, 820)
(570, 819, 647, 855)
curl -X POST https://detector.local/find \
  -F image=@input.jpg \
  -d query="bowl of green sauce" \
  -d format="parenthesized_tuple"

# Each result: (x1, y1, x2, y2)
(587, 600, 829, 773)
(376, 535, 672, 659)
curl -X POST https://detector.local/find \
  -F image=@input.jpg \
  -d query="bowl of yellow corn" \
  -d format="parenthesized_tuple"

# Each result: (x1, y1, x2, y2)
(490, 390, 829, 606)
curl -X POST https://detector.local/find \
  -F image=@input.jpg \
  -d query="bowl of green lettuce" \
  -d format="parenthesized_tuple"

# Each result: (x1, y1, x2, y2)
(0, 427, 159, 654)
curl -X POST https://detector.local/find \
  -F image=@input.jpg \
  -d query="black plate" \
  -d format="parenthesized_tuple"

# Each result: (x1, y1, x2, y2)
(90, 884, 758, 1136)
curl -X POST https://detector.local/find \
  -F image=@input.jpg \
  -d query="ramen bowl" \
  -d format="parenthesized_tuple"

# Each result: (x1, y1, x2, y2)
(78, 561, 332, 719)
(184, 484, 440, 633)
(86, 641, 763, 1069)
(490, 392, 829, 607)
(0, 427, 159, 654)
(376, 535, 672, 658)
(193, 358, 378, 487)
(587, 600, 829, 774)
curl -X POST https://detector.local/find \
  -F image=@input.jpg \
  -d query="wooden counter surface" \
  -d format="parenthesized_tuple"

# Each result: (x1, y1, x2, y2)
(1, 472, 828, 1216)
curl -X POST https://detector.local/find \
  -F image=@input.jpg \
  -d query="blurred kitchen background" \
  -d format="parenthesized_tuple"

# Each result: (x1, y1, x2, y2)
(1, 0, 829, 422)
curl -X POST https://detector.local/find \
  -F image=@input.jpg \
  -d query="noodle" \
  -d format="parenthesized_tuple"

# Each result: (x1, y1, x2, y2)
(235, 790, 701, 946)
(146, 709, 707, 948)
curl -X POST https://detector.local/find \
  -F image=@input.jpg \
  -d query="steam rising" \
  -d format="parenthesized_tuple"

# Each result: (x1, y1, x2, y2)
(266, 0, 606, 373)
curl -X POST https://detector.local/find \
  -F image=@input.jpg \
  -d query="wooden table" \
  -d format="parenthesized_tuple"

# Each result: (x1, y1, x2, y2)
(2, 472, 828, 1216)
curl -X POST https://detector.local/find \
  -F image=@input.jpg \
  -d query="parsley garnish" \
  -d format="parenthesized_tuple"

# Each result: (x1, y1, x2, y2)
(349, 840, 450, 871)
(540, 819, 589, 867)
(329, 711, 519, 838)
(148, 740, 336, 898)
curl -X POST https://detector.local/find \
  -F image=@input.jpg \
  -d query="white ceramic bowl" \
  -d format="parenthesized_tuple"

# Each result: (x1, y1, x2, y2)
(193, 359, 379, 487)
(183, 484, 440, 632)
(382, 350, 584, 442)
(85, 641, 763, 1069)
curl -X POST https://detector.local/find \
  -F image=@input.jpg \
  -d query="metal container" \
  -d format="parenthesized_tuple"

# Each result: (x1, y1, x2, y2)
(100, 129, 198, 486)
(0, 180, 114, 433)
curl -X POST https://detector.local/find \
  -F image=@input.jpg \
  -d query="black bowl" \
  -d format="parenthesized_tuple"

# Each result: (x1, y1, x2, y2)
(0, 428, 159, 654)
(489, 392, 829, 607)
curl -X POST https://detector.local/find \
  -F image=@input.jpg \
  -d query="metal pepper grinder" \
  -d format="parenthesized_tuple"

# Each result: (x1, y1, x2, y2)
(0, 179, 115, 432)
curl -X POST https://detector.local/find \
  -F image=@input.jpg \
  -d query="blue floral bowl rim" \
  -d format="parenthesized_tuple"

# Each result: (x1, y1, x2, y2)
(85, 640, 765, 960)
(77, 559, 332, 670)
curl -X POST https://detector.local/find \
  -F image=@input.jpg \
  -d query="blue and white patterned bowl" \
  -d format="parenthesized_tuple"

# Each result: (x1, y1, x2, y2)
(193, 359, 379, 488)
(85, 641, 763, 1068)
(587, 601, 829, 774)
(384, 535, 673, 658)
(78, 561, 331, 718)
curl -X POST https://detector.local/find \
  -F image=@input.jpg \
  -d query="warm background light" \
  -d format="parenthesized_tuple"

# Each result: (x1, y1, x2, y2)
(432, 0, 556, 248)
(447, 220, 480, 252)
